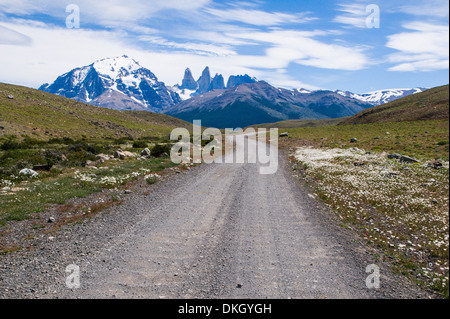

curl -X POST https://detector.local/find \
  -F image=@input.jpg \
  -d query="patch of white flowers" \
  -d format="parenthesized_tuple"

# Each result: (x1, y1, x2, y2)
(74, 169, 155, 186)
(293, 146, 449, 292)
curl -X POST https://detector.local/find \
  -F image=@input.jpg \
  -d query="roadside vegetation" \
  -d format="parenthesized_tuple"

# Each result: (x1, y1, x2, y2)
(277, 118, 449, 298)
(0, 135, 179, 226)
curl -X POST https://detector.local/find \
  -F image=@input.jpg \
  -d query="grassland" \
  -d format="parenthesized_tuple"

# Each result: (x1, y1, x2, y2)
(0, 82, 192, 141)
(267, 86, 450, 297)
(0, 82, 199, 253)
(250, 117, 348, 129)
(279, 119, 449, 161)
(341, 85, 449, 125)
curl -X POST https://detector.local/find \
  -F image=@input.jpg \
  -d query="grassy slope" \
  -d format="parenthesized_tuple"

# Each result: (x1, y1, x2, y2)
(249, 117, 348, 129)
(0, 82, 192, 141)
(340, 85, 449, 125)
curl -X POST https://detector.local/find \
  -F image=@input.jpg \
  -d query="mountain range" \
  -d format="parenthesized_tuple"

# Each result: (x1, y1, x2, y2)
(39, 56, 428, 127)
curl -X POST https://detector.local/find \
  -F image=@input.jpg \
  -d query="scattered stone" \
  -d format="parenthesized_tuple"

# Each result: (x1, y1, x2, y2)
(141, 148, 151, 157)
(124, 190, 133, 194)
(18, 168, 39, 178)
(380, 171, 398, 177)
(48, 217, 56, 223)
(388, 153, 402, 159)
(354, 162, 366, 167)
(427, 160, 443, 169)
(352, 147, 364, 153)
(83, 160, 97, 167)
(96, 154, 110, 161)
(114, 150, 137, 160)
(400, 155, 419, 164)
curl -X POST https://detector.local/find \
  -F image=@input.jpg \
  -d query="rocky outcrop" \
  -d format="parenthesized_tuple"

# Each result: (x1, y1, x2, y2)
(180, 68, 198, 91)
(227, 75, 256, 88)
(209, 74, 225, 91)
(197, 67, 212, 94)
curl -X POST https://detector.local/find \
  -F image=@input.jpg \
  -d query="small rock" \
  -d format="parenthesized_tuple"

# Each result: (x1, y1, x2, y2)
(48, 217, 56, 223)
(96, 154, 110, 161)
(19, 168, 39, 178)
(124, 190, 132, 194)
(427, 160, 443, 169)
(83, 160, 97, 167)
(7, 95, 14, 99)
(388, 153, 402, 159)
(141, 148, 151, 157)
(280, 132, 289, 137)
(350, 138, 358, 143)
(400, 155, 419, 164)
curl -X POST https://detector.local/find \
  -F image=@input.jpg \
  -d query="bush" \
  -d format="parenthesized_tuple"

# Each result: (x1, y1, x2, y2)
(132, 140, 148, 149)
(66, 150, 96, 166)
(67, 143, 104, 155)
(42, 149, 66, 165)
(0, 138, 21, 151)
(151, 144, 171, 157)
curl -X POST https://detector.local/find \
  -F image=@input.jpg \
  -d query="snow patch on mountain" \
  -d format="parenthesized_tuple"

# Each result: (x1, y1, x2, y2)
(335, 88, 426, 106)
(40, 55, 180, 112)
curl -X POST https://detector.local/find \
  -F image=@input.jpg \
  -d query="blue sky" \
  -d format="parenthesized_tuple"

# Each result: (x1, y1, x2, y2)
(0, 0, 448, 93)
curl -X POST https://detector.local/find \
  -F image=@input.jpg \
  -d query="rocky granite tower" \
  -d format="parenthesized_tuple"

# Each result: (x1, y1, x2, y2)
(180, 68, 198, 91)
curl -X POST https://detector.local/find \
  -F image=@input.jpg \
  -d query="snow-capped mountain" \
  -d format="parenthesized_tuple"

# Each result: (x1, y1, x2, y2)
(335, 88, 427, 106)
(39, 55, 181, 112)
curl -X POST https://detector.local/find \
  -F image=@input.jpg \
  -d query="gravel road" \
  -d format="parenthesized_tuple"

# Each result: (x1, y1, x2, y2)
(0, 135, 433, 299)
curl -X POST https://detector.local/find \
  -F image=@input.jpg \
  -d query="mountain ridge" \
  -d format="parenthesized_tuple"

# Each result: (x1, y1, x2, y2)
(164, 81, 373, 128)
(40, 55, 181, 112)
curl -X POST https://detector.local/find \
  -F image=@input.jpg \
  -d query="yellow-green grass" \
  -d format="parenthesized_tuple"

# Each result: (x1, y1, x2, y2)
(249, 117, 348, 129)
(341, 85, 449, 125)
(0, 82, 192, 141)
(0, 156, 178, 227)
(280, 119, 449, 161)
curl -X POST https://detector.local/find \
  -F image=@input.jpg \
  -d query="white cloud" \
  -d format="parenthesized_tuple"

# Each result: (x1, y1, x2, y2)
(0, 25, 32, 45)
(205, 8, 315, 26)
(394, 0, 449, 18)
(333, 4, 368, 28)
(0, 21, 276, 89)
(229, 30, 370, 71)
(387, 22, 449, 71)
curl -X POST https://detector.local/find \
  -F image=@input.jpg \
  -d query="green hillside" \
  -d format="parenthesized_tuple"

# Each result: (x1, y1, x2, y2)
(249, 117, 348, 129)
(340, 85, 449, 125)
(0, 82, 191, 141)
